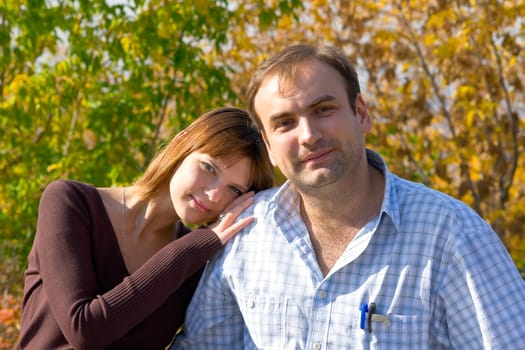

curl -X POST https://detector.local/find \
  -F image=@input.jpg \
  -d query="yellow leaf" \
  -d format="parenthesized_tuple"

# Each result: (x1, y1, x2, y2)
(465, 110, 476, 128)
(194, 0, 210, 15)
(456, 85, 475, 98)
(509, 56, 516, 68)
(120, 36, 132, 54)
(47, 163, 61, 173)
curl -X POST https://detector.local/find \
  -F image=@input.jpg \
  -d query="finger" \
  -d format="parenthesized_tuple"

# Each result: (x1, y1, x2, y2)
(222, 191, 254, 213)
(217, 216, 255, 244)
(216, 196, 254, 228)
(212, 213, 253, 241)
(210, 194, 252, 229)
(231, 196, 254, 215)
(230, 216, 255, 231)
(226, 194, 254, 217)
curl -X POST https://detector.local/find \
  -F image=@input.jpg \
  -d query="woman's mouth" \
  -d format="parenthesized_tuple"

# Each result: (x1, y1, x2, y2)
(191, 195, 210, 212)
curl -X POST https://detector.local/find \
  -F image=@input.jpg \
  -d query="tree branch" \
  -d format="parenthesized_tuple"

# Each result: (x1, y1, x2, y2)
(394, 1, 483, 215)
(489, 35, 519, 208)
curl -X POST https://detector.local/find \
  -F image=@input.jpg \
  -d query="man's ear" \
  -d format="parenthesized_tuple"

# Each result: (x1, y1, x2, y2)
(356, 94, 372, 133)
(261, 131, 277, 167)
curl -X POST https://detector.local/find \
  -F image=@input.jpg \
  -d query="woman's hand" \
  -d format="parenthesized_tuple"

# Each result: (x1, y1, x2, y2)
(210, 191, 255, 245)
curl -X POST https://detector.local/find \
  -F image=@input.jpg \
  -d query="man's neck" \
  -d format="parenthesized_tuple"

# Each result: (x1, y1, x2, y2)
(300, 163, 384, 228)
(299, 164, 385, 276)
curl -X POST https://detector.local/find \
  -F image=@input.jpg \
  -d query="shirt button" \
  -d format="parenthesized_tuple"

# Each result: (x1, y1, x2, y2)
(247, 298, 255, 308)
(312, 342, 322, 350)
(318, 291, 327, 299)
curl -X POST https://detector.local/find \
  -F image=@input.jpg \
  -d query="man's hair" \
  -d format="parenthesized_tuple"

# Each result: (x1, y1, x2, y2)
(245, 43, 361, 131)
(135, 107, 273, 199)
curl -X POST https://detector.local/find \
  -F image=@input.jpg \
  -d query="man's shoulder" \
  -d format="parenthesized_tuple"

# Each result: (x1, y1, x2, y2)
(253, 185, 281, 202)
(390, 174, 489, 230)
(393, 174, 468, 208)
(249, 186, 284, 213)
(222, 186, 288, 251)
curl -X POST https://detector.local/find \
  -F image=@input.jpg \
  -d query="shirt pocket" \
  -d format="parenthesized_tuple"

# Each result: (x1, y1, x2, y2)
(366, 313, 429, 349)
(236, 293, 288, 349)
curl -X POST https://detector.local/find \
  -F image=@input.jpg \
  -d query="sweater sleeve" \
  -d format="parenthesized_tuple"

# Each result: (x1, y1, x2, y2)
(35, 180, 223, 350)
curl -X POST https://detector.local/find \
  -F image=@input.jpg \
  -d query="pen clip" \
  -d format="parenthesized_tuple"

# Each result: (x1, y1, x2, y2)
(368, 303, 376, 333)
(360, 302, 391, 333)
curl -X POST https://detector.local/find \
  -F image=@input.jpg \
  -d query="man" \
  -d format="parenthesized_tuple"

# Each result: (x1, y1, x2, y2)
(173, 44, 525, 349)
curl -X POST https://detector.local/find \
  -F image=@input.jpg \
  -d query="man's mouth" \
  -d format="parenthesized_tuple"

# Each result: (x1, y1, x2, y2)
(301, 148, 333, 164)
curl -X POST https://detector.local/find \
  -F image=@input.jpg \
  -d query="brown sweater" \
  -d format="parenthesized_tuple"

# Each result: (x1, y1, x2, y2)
(16, 180, 223, 349)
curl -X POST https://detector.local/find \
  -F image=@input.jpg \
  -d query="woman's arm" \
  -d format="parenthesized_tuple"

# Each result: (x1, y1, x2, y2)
(35, 180, 224, 349)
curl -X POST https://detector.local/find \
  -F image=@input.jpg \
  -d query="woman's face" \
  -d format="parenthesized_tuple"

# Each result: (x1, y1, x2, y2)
(169, 151, 252, 225)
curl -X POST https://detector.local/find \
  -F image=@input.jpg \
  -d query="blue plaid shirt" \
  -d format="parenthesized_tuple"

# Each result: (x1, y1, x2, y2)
(174, 150, 525, 349)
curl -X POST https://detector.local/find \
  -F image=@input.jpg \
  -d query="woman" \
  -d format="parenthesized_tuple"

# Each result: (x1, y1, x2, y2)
(16, 107, 273, 349)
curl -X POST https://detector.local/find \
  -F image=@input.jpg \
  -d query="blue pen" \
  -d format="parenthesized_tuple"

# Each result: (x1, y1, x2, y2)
(360, 303, 368, 330)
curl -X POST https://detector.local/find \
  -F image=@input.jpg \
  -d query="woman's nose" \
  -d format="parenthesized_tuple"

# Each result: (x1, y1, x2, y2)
(204, 183, 222, 203)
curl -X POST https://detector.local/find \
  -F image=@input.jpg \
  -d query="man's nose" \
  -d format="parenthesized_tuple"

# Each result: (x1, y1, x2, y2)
(298, 117, 321, 145)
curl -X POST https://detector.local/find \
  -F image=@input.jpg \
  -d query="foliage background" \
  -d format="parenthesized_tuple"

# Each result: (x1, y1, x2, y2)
(1, 0, 524, 347)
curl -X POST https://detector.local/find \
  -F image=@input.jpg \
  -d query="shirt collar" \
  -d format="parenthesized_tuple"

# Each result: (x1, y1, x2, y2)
(269, 149, 402, 233)
(270, 181, 301, 225)
(366, 149, 401, 232)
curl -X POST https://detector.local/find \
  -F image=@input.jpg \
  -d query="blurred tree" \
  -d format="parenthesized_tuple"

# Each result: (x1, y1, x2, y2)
(1, 0, 524, 299)
(332, 0, 525, 269)
(223, 0, 525, 272)
(1, 0, 524, 346)
(0, 0, 299, 297)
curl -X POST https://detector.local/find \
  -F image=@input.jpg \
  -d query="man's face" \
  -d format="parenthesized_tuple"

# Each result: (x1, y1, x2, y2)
(254, 59, 371, 192)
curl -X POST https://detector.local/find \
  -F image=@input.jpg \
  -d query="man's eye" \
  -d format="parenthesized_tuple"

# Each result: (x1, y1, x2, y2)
(315, 106, 334, 115)
(275, 119, 294, 130)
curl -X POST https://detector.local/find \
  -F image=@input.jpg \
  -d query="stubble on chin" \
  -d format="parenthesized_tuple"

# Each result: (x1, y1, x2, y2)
(291, 164, 340, 194)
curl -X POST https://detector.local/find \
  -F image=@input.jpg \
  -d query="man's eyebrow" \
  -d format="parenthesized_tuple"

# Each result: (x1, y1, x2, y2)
(308, 95, 337, 109)
(268, 95, 337, 122)
(268, 111, 293, 123)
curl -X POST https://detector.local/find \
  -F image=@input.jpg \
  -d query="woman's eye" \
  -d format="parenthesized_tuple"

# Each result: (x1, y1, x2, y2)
(230, 186, 243, 197)
(202, 162, 216, 175)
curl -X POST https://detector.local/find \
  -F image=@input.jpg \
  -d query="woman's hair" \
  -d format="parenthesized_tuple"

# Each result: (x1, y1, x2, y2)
(245, 43, 361, 131)
(135, 107, 273, 199)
